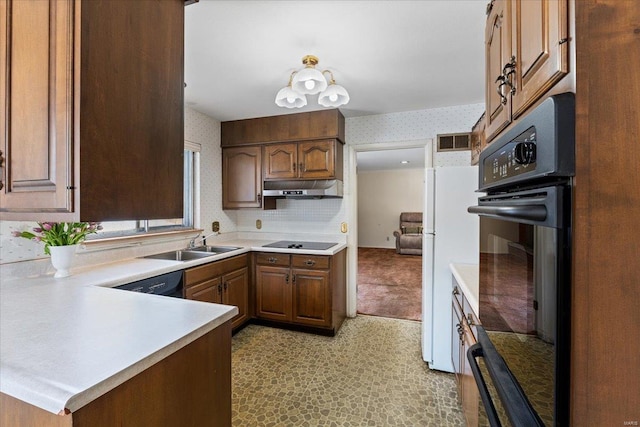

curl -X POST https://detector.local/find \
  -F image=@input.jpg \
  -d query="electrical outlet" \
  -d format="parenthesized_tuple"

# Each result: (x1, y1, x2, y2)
(386, 236, 389, 241)
(212, 221, 220, 232)
(256, 219, 262, 230)
(341, 222, 348, 233)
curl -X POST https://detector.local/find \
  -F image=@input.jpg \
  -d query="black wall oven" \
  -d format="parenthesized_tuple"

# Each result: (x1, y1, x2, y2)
(468, 93, 574, 426)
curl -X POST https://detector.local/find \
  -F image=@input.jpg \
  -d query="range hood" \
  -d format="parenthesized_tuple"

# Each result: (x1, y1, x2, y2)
(263, 179, 343, 199)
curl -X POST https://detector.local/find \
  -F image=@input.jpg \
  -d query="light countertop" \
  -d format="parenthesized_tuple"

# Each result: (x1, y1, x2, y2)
(0, 237, 347, 415)
(449, 263, 479, 315)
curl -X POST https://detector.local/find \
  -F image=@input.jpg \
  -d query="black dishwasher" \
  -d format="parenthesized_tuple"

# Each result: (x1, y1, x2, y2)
(114, 270, 183, 298)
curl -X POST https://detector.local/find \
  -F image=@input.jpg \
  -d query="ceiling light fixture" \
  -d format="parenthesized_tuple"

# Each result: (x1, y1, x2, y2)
(275, 55, 350, 109)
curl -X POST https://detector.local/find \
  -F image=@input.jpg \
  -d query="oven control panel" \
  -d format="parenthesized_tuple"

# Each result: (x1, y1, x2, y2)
(483, 126, 537, 186)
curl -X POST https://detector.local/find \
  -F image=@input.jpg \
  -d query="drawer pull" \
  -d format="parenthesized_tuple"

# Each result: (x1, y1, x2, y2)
(304, 260, 316, 266)
(285, 274, 289, 284)
(268, 257, 277, 264)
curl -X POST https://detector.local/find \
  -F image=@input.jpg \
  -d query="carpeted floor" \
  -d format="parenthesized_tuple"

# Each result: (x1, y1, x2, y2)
(357, 247, 422, 321)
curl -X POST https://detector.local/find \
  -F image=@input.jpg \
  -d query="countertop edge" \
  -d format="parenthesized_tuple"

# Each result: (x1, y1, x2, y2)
(63, 305, 237, 413)
(449, 263, 479, 316)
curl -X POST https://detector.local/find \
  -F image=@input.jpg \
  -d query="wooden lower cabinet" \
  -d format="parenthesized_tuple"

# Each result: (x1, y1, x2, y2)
(0, 322, 232, 427)
(452, 279, 480, 427)
(255, 249, 346, 334)
(184, 255, 249, 331)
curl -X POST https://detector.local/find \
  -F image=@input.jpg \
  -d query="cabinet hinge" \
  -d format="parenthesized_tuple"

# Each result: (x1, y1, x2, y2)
(66, 186, 77, 190)
(559, 37, 570, 45)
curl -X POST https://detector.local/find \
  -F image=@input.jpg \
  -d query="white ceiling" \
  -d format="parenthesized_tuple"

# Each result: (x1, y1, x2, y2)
(356, 148, 425, 172)
(184, 0, 486, 122)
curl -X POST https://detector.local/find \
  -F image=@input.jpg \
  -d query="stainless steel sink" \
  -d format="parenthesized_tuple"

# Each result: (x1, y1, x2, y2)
(142, 250, 219, 262)
(188, 245, 241, 253)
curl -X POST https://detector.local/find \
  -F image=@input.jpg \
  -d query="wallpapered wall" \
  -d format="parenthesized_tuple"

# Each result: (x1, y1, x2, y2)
(0, 103, 483, 265)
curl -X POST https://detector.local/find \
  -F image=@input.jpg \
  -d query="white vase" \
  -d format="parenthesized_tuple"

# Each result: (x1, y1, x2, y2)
(49, 245, 78, 278)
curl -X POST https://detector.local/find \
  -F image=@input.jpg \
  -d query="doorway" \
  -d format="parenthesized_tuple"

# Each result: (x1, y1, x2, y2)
(351, 143, 429, 321)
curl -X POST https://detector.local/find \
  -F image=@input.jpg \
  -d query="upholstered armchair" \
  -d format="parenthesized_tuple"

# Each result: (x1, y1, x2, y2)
(393, 212, 423, 255)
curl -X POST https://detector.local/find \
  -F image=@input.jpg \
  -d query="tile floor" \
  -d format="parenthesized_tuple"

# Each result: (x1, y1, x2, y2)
(232, 315, 465, 426)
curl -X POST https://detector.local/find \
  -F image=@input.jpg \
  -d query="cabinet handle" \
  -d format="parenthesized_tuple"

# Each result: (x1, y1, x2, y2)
(285, 273, 289, 283)
(456, 323, 464, 339)
(502, 56, 516, 95)
(224, 282, 228, 291)
(292, 162, 296, 172)
(299, 162, 304, 172)
(268, 257, 277, 264)
(217, 283, 223, 295)
(467, 313, 475, 326)
(496, 75, 508, 105)
(453, 287, 460, 295)
(0, 150, 4, 191)
(304, 260, 316, 266)
(292, 274, 296, 284)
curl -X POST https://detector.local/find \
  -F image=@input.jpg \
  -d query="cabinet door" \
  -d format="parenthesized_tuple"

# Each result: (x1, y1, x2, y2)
(485, 0, 512, 142)
(462, 320, 480, 427)
(510, 0, 568, 118)
(0, 0, 74, 214)
(185, 278, 222, 303)
(291, 268, 331, 327)
(452, 302, 463, 383)
(223, 267, 249, 330)
(222, 146, 262, 209)
(298, 140, 335, 179)
(263, 143, 297, 179)
(255, 265, 292, 322)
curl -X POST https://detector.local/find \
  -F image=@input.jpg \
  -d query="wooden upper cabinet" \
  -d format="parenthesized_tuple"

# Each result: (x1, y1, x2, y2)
(0, 0, 74, 215)
(484, 0, 568, 143)
(263, 143, 298, 180)
(222, 146, 262, 209)
(263, 139, 341, 181)
(485, 0, 512, 142)
(298, 140, 336, 179)
(221, 109, 345, 147)
(1, 0, 185, 221)
(510, 0, 568, 118)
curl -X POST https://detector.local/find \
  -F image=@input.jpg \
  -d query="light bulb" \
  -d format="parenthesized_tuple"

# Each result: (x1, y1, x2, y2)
(329, 93, 338, 102)
(287, 96, 296, 104)
(304, 80, 315, 90)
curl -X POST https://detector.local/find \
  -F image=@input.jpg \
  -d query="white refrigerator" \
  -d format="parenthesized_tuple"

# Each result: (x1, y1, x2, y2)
(421, 165, 479, 372)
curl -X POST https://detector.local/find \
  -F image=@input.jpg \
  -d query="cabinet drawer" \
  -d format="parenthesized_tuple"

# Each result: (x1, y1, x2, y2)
(184, 254, 248, 286)
(255, 252, 291, 267)
(291, 255, 330, 270)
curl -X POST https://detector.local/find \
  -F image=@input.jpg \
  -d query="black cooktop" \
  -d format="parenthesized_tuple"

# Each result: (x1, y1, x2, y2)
(262, 241, 338, 250)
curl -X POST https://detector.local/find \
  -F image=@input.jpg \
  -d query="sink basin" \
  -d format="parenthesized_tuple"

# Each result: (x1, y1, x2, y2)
(188, 245, 242, 253)
(142, 250, 219, 262)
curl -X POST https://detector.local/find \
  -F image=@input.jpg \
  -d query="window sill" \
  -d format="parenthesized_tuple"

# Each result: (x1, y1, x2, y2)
(80, 229, 203, 253)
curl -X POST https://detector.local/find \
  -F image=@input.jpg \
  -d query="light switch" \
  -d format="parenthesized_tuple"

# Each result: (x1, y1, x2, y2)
(256, 219, 262, 230)
(341, 222, 348, 233)
(212, 221, 220, 232)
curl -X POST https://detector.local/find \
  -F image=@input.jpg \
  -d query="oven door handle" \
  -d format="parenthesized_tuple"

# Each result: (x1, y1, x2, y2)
(467, 327, 546, 427)
(467, 343, 503, 427)
(467, 204, 547, 222)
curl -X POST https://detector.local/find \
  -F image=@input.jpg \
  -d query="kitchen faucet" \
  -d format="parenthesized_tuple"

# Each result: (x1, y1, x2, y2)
(187, 232, 219, 249)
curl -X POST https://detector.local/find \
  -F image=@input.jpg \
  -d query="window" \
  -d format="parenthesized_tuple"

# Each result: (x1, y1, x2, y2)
(89, 142, 201, 239)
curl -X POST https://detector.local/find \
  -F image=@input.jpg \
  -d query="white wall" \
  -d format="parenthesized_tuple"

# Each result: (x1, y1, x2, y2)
(357, 169, 424, 248)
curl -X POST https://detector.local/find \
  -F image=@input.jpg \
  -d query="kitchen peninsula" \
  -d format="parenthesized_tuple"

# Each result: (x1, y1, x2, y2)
(0, 276, 237, 426)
